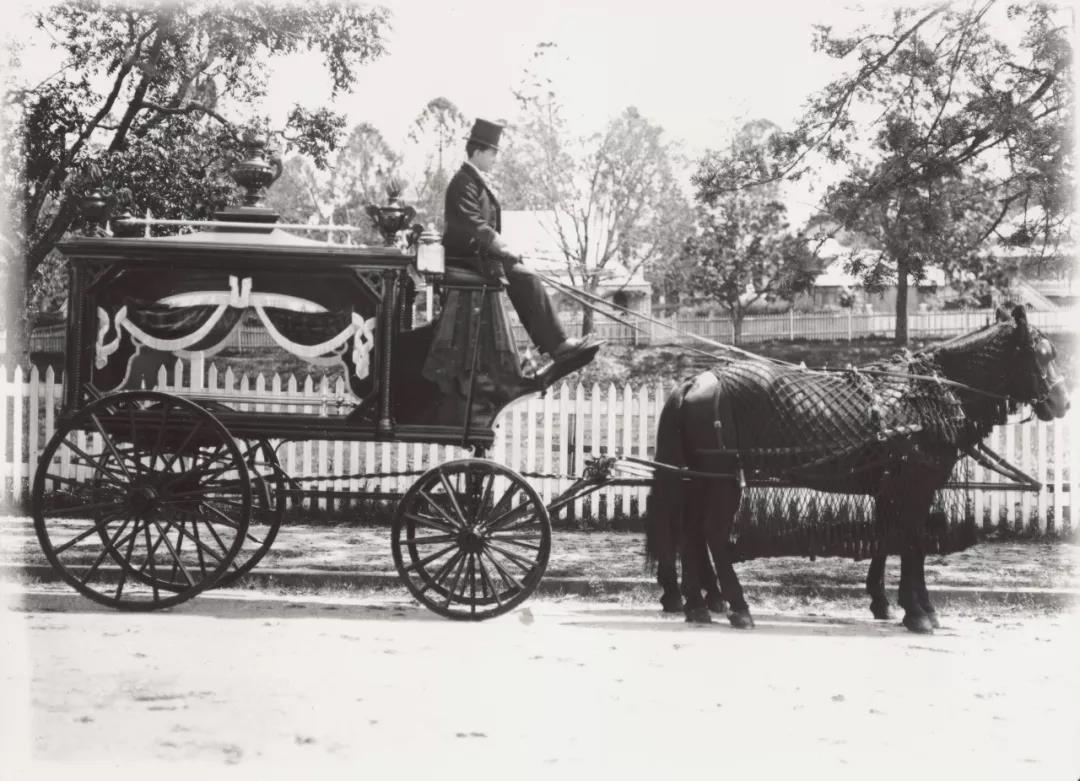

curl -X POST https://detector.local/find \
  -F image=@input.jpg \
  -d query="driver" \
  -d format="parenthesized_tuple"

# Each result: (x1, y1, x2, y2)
(443, 118, 601, 369)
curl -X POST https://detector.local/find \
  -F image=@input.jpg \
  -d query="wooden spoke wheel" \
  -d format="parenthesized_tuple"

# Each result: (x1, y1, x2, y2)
(391, 459, 551, 620)
(31, 391, 252, 611)
(212, 438, 286, 588)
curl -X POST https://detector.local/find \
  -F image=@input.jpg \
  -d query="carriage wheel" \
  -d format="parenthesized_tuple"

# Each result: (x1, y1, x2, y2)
(212, 438, 286, 588)
(31, 391, 251, 611)
(391, 459, 551, 620)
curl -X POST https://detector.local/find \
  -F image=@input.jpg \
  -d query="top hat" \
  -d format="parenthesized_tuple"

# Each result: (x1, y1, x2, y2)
(466, 118, 503, 150)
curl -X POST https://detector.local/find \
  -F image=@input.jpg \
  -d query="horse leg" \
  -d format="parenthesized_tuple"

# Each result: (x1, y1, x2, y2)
(866, 554, 893, 620)
(658, 558, 683, 613)
(706, 481, 752, 629)
(702, 543, 727, 614)
(913, 553, 940, 629)
(898, 552, 934, 634)
(681, 481, 712, 624)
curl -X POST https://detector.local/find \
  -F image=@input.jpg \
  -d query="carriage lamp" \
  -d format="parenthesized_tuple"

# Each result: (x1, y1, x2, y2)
(416, 227, 445, 275)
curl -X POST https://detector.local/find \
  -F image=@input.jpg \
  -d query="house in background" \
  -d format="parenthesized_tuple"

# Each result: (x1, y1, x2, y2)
(796, 240, 1064, 313)
(501, 210, 653, 318)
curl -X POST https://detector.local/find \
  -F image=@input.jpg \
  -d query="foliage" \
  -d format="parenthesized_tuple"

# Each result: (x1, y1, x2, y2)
(683, 195, 818, 345)
(406, 97, 469, 230)
(5, 0, 391, 331)
(498, 46, 689, 334)
(692, 2, 1073, 344)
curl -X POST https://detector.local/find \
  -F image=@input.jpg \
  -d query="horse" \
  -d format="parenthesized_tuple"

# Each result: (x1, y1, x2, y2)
(645, 306, 1070, 633)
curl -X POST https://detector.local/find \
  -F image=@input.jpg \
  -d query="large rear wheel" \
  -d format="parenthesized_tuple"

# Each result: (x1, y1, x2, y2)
(31, 391, 252, 610)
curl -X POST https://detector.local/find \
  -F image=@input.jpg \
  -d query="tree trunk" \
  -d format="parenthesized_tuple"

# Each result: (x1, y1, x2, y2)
(731, 312, 743, 346)
(894, 263, 909, 347)
(580, 301, 593, 337)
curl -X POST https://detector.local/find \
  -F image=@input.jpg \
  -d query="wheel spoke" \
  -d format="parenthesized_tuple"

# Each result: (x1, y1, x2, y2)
(475, 553, 502, 606)
(114, 518, 142, 601)
(88, 413, 135, 482)
(167, 512, 227, 564)
(56, 439, 127, 487)
(437, 469, 470, 528)
(403, 543, 457, 573)
(483, 502, 532, 534)
(148, 403, 170, 473)
(161, 419, 206, 473)
(77, 518, 133, 585)
(44, 500, 127, 518)
(141, 521, 161, 601)
(441, 554, 469, 608)
(418, 549, 465, 597)
(196, 501, 244, 530)
(474, 469, 495, 523)
(483, 532, 542, 551)
(468, 554, 477, 615)
(52, 511, 126, 554)
(403, 511, 456, 535)
(417, 490, 464, 530)
(150, 519, 195, 587)
(484, 542, 538, 574)
(403, 533, 457, 546)
(481, 547, 523, 594)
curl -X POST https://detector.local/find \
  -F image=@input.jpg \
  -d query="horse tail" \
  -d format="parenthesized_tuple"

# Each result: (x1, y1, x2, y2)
(644, 377, 694, 572)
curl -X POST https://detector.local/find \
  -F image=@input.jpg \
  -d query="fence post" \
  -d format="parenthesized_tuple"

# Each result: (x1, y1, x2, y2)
(847, 308, 853, 341)
(789, 308, 795, 340)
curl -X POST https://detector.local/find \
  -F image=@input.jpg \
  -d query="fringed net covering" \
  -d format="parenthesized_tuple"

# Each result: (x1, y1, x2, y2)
(728, 462, 977, 561)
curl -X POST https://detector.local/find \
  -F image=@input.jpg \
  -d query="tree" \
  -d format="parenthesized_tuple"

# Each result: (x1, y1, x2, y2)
(3, 0, 390, 350)
(406, 97, 469, 230)
(693, 2, 1073, 345)
(684, 196, 817, 345)
(501, 50, 689, 334)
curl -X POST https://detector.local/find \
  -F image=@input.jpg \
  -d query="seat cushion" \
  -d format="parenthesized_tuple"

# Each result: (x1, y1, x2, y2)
(441, 260, 505, 289)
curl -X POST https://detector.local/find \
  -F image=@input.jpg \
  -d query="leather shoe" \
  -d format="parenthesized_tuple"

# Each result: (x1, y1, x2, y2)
(550, 334, 603, 362)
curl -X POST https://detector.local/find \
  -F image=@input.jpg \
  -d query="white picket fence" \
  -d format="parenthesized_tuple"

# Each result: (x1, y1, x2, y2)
(1, 362, 1076, 532)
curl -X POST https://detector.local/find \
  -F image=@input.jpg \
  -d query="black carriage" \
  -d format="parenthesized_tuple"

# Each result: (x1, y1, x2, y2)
(31, 180, 611, 620)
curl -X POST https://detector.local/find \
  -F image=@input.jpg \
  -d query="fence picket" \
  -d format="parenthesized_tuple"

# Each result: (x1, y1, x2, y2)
(12, 366, 24, 502)
(28, 365, 39, 480)
(0, 365, 8, 499)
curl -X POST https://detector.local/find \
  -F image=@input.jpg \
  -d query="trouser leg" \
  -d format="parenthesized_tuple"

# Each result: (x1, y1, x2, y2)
(502, 261, 566, 354)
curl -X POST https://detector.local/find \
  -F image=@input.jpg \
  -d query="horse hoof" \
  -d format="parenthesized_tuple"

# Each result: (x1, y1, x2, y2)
(926, 611, 941, 630)
(728, 610, 755, 630)
(706, 594, 728, 614)
(661, 595, 684, 614)
(902, 613, 934, 634)
(870, 600, 894, 621)
(684, 607, 712, 624)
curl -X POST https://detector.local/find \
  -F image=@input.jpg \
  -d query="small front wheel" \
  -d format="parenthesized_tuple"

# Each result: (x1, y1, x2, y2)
(391, 459, 551, 620)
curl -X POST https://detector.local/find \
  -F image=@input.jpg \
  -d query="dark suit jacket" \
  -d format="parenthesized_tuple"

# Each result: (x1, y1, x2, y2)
(442, 163, 513, 263)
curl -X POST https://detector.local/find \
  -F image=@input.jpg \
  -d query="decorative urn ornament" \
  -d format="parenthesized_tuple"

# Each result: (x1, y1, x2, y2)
(365, 179, 417, 246)
(231, 131, 283, 207)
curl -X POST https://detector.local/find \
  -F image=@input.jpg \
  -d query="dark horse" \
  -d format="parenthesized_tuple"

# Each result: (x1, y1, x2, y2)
(646, 306, 1069, 633)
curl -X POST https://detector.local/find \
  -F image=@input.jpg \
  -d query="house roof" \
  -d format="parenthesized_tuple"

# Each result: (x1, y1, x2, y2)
(813, 240, 947, 288)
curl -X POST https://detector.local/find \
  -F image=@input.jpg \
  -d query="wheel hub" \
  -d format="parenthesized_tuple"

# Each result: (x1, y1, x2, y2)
(127, 484, 160, 515)
(457, 528, 486, 555)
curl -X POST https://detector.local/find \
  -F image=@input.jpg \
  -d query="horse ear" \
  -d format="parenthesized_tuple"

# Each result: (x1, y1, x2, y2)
(995, 306, 1010, 323)
(1012, 304, 1029, 328)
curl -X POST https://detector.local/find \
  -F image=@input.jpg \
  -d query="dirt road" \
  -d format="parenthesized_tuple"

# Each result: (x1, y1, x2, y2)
(2, 583, 1078, 781)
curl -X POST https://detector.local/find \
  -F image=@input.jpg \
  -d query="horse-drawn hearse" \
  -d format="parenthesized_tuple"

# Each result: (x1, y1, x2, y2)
(32, 146, 1070, 630)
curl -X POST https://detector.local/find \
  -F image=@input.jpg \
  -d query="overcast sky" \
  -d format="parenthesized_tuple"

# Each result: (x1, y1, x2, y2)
(260, 0, 861, 159)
